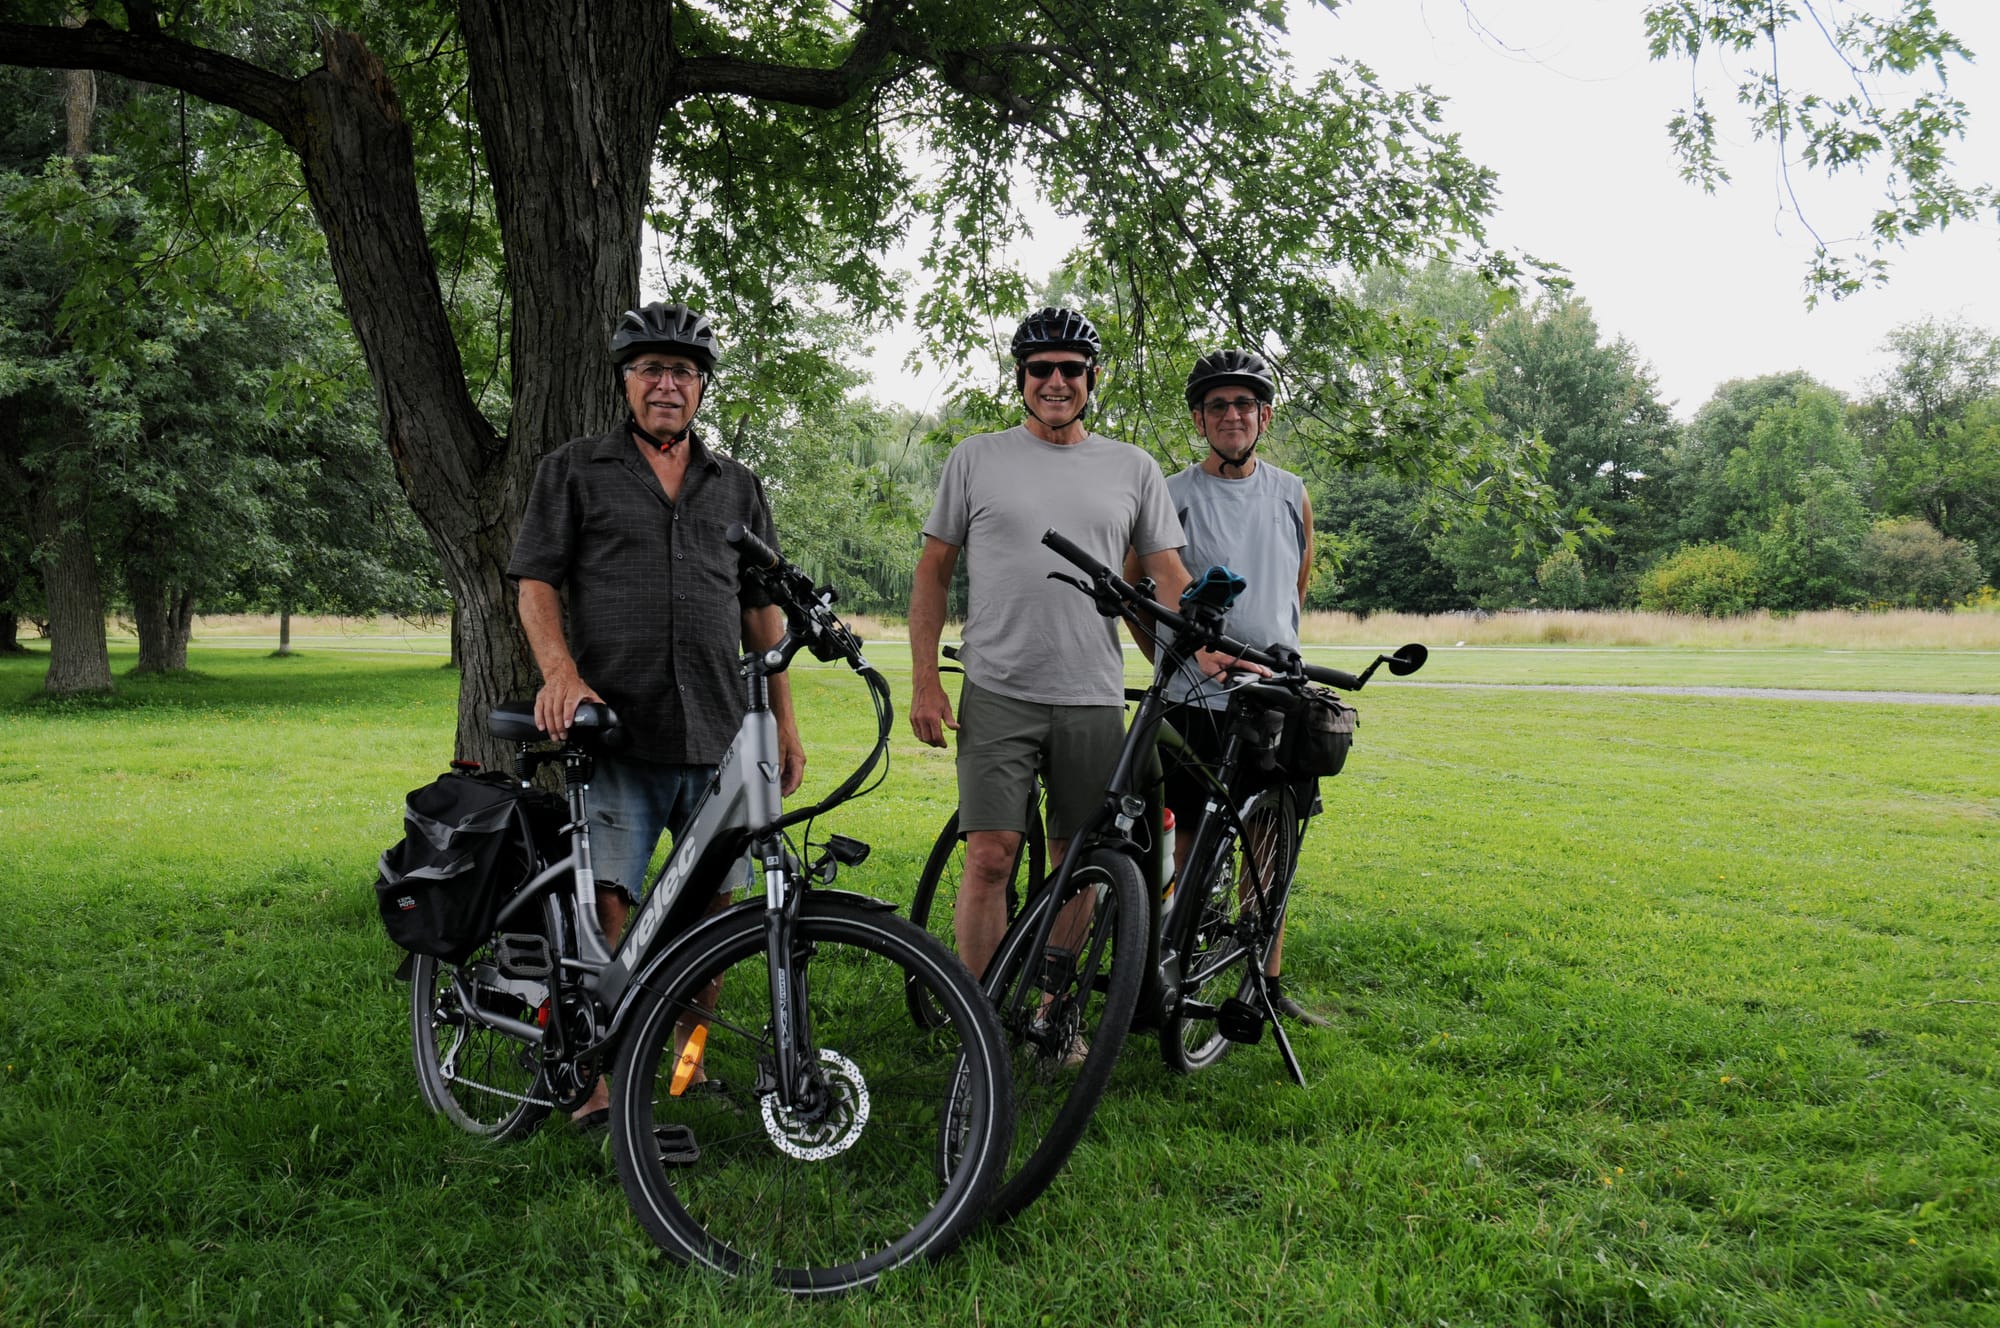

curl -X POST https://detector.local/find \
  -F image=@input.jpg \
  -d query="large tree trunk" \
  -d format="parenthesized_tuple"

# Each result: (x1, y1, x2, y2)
(283, 16, 672, 765)
(129, 568, 193, 672)
(276, 602, 292, 657)
(0, 613, 21, 654)
(32, 434, 112, 696)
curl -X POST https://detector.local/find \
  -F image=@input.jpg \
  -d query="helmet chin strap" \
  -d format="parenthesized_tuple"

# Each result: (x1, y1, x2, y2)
(1210, 434, 1259, 476)
(628, 413, 691, 452)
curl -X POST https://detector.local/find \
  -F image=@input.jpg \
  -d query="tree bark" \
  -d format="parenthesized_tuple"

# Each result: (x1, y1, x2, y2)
(32, 432, 112, 696)
(129, 567, 192, 672)
(0, 614, 21, 654)
(277, 602, 292, 656)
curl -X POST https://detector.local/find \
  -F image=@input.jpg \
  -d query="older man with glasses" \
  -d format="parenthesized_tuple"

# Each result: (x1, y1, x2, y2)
(909, 307, 1237, 983)
(507, 300, 806, 1127)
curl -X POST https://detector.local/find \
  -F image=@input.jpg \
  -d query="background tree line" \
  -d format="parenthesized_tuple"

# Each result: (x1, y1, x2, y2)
(2, 2, 1992, 741)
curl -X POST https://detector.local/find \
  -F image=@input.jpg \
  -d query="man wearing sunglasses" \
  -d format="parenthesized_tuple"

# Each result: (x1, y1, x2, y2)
(910, 306, 1211, 980)
(1157, 347, 1327, 1026)
(508, 300, 806, 1123)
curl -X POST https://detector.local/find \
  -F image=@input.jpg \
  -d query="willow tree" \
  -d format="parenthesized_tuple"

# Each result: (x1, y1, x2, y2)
(2, 0, 1987, 759)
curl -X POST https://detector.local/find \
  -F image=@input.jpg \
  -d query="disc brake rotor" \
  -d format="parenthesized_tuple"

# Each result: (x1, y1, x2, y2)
(760, 1048, 870, 1160)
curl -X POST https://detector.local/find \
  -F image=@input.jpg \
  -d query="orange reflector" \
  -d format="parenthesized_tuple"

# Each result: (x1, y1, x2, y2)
(669, 1023, 708, 1097)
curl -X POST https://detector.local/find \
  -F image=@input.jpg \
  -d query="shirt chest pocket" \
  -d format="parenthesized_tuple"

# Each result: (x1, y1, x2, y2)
(679, 516, 747, 601)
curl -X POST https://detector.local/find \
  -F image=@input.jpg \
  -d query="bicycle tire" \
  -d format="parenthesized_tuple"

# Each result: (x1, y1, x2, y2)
(1160, 785, 1301, 1074)
(610, 897, 1012, 1294)
(905, 804, 1045, 1029)
(409, 944, 553, 1140)
(979, 845, 1148, 1224)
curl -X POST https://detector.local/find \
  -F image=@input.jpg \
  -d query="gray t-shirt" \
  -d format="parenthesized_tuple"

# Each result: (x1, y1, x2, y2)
(1162, 459, 1309, 709)
(924, 425, 1183, 705)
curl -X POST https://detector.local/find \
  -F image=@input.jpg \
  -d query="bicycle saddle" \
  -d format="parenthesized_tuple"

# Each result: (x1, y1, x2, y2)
(486, 699, 623, 749)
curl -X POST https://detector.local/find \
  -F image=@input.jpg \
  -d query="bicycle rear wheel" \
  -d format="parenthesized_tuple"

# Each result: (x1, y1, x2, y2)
(610, 897, 1011, 1294)
(409, 944, 552, 1140)
(905, 805, 1045, 1029)
(979, 846, 1147, 1223)
(1160, 785, 1300, 1074)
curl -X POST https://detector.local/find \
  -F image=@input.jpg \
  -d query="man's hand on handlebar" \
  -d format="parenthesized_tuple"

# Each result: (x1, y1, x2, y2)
(1194, 645, 1271, 682)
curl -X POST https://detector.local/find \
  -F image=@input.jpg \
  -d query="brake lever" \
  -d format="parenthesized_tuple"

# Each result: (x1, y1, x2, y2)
(1046, 570, 1125, 619)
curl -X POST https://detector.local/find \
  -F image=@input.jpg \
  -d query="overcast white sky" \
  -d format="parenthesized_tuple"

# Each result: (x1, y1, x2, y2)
(861, 0, 2000, 420)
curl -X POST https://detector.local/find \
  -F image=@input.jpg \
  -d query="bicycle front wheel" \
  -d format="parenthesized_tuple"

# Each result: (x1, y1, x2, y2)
(409, 945, 552, 1140)
(1161, 785, 1301, 1074)
(610, 897, 1012, 1294)
(980, 845, 1147, 1223)
(905, 806, 1045, 1029)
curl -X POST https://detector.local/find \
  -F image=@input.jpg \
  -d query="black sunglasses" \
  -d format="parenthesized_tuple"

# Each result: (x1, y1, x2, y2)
(1023, 359, 1091, 380)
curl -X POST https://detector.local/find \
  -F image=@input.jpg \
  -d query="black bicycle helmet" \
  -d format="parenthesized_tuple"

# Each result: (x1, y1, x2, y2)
(1185, 348, 1275, 408)
(610, 301, 719, 373)
(1011, 306, 1101, 361)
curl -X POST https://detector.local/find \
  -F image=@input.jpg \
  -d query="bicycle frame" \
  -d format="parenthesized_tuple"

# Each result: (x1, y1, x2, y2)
(469, 537, 895, 1117)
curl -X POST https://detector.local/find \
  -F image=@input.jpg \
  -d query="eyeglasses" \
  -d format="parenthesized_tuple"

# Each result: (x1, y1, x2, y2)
(1201, 396, 1263, 419)
(626, 361, 702, 387)
(1023, 359, 1091, 380)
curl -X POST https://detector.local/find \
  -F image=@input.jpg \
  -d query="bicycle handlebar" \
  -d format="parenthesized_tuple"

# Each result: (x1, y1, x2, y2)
(727, 522, 866, 668)
(726, 521, 782, 573)
(1039, 527, 1421, 691)
(724, 522, 894, 829)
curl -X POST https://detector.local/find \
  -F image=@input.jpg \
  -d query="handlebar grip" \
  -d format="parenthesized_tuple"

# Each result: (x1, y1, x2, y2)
(1041, 528, 1109, 578)
(1302, 661, 1363, 691)
(725, 522, 781, 571)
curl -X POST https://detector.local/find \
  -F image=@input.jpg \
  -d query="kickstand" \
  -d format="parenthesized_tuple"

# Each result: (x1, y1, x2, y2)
(1242, 967, 1308, 1088)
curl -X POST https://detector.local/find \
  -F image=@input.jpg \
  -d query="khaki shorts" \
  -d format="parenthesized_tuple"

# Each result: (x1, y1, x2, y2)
(956, 679, 1125, 841)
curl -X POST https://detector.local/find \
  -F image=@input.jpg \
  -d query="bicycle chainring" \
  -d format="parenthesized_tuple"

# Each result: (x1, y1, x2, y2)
(542, 993, 606, 1112)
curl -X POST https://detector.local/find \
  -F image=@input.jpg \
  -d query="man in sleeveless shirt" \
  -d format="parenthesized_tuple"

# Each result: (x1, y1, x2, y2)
(1159, 348, 1329, 1027)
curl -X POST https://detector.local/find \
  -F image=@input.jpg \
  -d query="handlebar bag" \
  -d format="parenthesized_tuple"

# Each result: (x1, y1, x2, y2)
(374, 769, 564, 963)
(1271, 686, 1358, 780)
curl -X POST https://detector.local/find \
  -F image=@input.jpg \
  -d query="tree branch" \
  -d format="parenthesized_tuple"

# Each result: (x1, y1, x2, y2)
(0, 17, 303, 143)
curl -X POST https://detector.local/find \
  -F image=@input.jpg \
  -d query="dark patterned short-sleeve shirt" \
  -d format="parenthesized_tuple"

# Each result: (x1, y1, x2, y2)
(507, 424, 779, 765)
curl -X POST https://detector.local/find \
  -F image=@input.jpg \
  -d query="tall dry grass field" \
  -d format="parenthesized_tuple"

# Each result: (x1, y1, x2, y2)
(1298, 606, 2000, 650)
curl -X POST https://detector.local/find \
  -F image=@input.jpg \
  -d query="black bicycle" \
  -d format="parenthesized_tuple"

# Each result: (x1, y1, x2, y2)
(972, 528, 1424, 1221)
(405, 526, 1012, 1293)
(1150, 638, 1421, 1079)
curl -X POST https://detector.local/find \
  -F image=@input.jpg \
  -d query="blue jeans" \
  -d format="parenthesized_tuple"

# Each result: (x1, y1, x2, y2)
(588, 755, 749, 903)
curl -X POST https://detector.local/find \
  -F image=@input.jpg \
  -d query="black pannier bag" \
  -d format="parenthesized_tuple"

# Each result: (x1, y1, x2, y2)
(375, 768, 565, 963)
(1238, 685, 1358, 784)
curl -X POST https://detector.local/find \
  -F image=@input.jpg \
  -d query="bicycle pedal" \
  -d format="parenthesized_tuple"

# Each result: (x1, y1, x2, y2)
(494, 933, 553, 979)
(1216, 996, 1267, 1045)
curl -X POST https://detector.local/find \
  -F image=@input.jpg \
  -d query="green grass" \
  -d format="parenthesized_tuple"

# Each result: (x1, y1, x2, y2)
(2, 646, 1997, 1325)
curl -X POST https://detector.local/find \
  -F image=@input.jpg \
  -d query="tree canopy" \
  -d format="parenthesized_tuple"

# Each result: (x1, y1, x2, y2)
(2, 2, 1994, 738)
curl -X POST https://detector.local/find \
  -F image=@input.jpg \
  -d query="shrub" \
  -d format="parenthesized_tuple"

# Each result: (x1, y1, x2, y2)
(1637, 543, 1760, 616)
(1857, 518, 1986, 608)
(1534, 548, 1589, 609)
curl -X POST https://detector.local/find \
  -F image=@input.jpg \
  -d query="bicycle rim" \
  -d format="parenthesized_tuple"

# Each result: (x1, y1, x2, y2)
(611, 899, 1011, 1294)
(409, 947, 551, 1139)
(981, 847, 1147, 1223)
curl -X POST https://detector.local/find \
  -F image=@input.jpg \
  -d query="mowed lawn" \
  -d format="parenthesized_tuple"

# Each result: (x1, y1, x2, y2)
(0, 640, 1995, 1326)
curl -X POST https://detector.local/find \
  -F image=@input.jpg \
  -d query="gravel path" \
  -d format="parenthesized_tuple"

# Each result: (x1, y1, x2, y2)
(1407, 682, 2000, 706)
